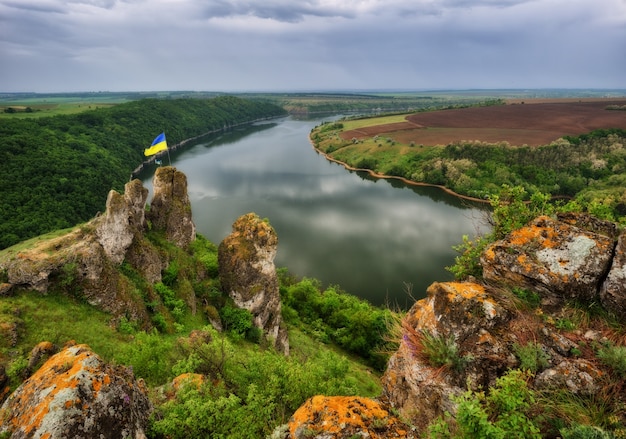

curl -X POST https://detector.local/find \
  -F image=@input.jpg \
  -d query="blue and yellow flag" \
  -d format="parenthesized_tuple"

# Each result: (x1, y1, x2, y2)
(144, 132, 167, 156)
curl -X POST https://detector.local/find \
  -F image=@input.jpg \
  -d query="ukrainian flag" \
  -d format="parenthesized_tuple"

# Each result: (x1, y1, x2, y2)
(144, 132, 168, 156)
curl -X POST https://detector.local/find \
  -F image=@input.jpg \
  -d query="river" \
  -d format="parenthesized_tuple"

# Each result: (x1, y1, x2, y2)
(140, 116, 490, 308)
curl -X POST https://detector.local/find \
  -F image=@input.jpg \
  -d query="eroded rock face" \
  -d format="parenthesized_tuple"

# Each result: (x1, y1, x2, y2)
(0, 169, 199, 328)
(0, 344, 152, 439)
(147, 166, 196, 249)
(287, 395, 417, 439)
(96, 179, 149, 264)
(601, 232, 626, 319)
(382, 282, 513, 430)
(381, 280, 607, 433)
(218, 213, 289, 354)
(481, 215, 615, 306)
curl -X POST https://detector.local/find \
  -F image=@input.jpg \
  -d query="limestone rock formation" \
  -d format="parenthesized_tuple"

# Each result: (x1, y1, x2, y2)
(601, 232, 626, 319)
(0, 343, 152, 439)
(381, 279, 609, 432)
(287, 395, 417, 439)
(96, 178, 148, 264)
(481, 214, 615, 306)
(379, 213, 626, 433)
(0, 167, 199, 327)
(218, 213, 289, 354)
(147, 166, 196, 249)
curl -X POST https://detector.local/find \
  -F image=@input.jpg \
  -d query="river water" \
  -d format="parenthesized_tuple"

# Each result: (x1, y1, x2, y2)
(140, 116, 489, 308)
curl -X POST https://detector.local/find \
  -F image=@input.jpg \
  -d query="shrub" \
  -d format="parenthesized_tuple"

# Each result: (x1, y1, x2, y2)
(219, 304, 259, 342)
(513, 341, 551, 373)
(447, 235, 490, 280)
(162, 260, 179, 286)
(154, 282, 186, 321)
(118, 329, 175, 385)
(596, 344, 626, 378)
(428, 370, 541, 439)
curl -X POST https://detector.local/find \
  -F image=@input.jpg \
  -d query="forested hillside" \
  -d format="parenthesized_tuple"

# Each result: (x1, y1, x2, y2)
(0, 96, 286, 249)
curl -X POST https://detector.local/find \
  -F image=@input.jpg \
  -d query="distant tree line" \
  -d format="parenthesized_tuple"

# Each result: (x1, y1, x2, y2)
(0, 96, 286, 249)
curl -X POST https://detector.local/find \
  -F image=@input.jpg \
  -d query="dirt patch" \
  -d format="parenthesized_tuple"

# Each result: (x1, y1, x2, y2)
(341, 99, 626, 146)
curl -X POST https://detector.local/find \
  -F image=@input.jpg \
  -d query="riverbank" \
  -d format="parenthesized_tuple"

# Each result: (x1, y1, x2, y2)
(131, 116, 283, 180)
(309, 134, 491, 205)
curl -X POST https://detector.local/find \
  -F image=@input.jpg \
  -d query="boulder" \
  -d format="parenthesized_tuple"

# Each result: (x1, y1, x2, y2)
(218, 213, 289, 354)
(381, 281, 513, 430)
(147, 166, 196, 249)
(0, 344, 152, 439)
(535, 359, 604, 395)
(481, 215, 615, 306)
(287, 395, 416, 438)
(380, 280, 608, 433)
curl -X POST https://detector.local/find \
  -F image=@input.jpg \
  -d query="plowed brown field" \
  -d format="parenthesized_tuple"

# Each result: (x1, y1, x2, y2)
(340, 99, 626, 147)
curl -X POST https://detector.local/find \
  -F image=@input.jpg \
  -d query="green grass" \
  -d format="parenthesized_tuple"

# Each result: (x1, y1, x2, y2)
(0, 225, 83, 263)
(0, 290, 129, 362)
(0, 96, 128, 119)
(288, 327, 382, 397)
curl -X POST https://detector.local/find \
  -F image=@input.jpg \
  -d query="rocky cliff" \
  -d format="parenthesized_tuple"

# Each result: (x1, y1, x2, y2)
(0, 167, 291, 436)
(218, 212, 289, 354)
(0, 167, 197, 327)
(287, 212, 626, 438)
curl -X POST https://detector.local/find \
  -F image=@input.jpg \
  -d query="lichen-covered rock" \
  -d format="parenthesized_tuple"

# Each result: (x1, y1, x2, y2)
(287, 395, 417, 439)
(382, 282, 513, 430)
(218, 213, 289, 354)
(25, 341, 58, 378)
(481, 215, 615, 305)
(381, 279, 610, 433)
(0, 344, 152, 439)
(95, 179, 148, 264)
(556, 212, 620, 240)
(147, 166, 196, 249)
(600, 231, 626, 320)
(535, 359, 604, 395)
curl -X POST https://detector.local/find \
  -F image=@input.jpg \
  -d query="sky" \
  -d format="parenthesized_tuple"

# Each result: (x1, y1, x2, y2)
(1, 0, 625, 93)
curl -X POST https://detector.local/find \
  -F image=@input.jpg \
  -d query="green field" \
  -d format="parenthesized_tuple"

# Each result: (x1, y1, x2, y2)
(0, 95, 130, 118)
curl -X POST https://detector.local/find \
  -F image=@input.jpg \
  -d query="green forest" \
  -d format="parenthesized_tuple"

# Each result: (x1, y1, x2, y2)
(0, 96, 286, 249)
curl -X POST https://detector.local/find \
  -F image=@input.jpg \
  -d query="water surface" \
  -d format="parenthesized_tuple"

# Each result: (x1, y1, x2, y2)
(141, 117, 489, 308)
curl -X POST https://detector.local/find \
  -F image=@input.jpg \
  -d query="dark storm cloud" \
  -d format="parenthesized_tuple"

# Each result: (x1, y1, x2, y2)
(203, 0, 356, 22)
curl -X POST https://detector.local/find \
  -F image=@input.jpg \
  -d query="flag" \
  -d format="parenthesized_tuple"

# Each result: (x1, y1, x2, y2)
(144, 132, 167, 156)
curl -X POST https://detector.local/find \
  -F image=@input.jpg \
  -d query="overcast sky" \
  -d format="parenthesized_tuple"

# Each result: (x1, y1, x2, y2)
(1, 0, 625, 93)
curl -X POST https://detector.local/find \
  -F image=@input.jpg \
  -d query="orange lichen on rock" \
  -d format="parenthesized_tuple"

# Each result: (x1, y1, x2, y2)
(172, 373, 205, 391)
(407, 296, 437, 331)
(2, 345, 99, 434)
(508, 216, 559, 248)
(1, 343, 152, 438)
(444, 282, 486, 301)
(439, 282, 500, 320)
(288, 395, 413, 438)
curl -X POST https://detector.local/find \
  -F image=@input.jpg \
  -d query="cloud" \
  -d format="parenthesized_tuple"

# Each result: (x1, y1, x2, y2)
(0, 0, 624, 91)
